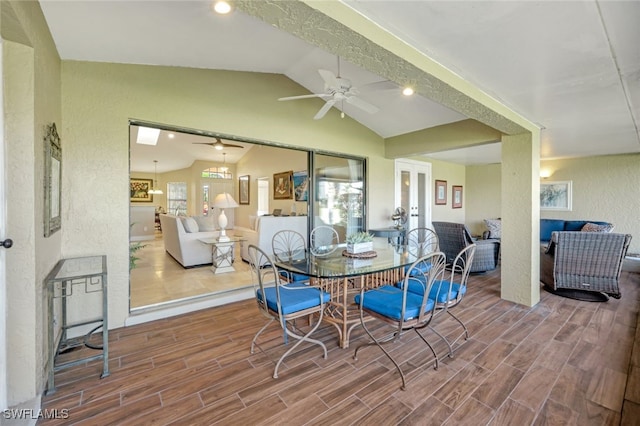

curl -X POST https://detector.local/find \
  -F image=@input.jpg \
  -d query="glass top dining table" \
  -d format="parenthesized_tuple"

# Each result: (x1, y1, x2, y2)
(275, 238, 418, 348)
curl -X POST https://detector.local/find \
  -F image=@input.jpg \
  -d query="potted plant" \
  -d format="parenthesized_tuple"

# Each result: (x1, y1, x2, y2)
(346, 231, 374, 254)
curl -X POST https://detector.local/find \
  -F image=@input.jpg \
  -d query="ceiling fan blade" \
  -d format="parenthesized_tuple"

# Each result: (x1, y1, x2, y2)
(278, 93, 327, 101)
(318, 69, 339, 89)
(192, 142, 217, 146)
(314, 99, 336, 120)
(221, 143, 244, 149)
(346, 95, 379, 114)
(357, 80, 400, 93)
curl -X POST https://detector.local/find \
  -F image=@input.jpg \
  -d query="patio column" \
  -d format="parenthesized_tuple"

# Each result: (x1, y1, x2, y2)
(501, 131, 541, 306)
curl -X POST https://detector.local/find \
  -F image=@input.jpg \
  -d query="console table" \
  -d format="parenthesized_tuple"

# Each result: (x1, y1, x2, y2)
(369, 227, 406, 246)
(45, 255, 109, 394)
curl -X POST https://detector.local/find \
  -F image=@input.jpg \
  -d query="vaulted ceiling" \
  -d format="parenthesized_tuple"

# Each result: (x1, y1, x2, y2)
(39, 0, 640, 171)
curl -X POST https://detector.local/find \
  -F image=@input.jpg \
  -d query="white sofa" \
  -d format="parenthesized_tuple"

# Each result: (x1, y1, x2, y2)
(234, 215, 308, 263)
(159, 214, 224, 267)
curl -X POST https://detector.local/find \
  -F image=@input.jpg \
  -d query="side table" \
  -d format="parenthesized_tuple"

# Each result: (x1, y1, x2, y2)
(199, 236, 247, 274)
(45, 255, 109, 395)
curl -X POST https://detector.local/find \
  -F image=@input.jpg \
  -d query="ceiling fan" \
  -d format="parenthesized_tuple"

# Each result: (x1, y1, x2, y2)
(192, 137, 243, 150)
(278, 57, 380, 120)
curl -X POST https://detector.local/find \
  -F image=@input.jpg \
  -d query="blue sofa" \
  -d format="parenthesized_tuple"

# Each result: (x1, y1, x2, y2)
(540, 219, 613, 244)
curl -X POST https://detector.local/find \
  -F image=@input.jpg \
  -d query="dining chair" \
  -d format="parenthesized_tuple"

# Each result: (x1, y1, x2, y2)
(248, 244, 330, 378)
(272, 229, 309, 283)
(353, 251, 447, 390)
(310, 225, 340, 256)
(404, 227, 439, 276)
(405, 244, 476, 359)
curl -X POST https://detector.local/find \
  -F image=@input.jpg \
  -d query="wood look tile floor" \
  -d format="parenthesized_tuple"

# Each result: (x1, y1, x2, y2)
(40, 269, 640, 425)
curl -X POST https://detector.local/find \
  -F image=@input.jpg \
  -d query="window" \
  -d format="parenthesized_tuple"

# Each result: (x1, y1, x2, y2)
(167, 182, 187, 216)
(201, 167, 232, 179)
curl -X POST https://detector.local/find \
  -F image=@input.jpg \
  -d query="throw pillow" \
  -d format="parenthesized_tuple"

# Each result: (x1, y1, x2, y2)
(581, 222, 614, 233)
(181, 217, 199, 233)
(249, 215, 257, 231)
(193, 215, 216, 232)
(484, 219, 502, 239)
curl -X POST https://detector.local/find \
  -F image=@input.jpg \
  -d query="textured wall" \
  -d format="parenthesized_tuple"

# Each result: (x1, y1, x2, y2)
(540, 155, 640, 252)
(423, 158, 466, 223)
(465, 154, 640, 254)
(3, 0, 62, 407)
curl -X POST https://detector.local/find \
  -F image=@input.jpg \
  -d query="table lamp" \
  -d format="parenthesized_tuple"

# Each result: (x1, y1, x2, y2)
(213, 192, 239, 241)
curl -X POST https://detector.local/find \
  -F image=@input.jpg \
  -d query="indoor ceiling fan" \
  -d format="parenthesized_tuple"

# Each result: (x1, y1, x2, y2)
(278, 57, 380, 120)
(192, 137, 243, 150)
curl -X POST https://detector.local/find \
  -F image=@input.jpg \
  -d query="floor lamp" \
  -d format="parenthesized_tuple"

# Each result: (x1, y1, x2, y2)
(213, 192, 238, 242)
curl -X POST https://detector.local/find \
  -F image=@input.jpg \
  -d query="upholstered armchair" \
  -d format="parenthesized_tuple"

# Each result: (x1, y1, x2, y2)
(540, 231, 631, 301)
(432, 222, 501, 273)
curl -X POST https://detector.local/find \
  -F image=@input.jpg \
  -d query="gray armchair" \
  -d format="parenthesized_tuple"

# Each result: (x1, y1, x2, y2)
(432, 222, 500, 273)
(540, 231, 631, 301)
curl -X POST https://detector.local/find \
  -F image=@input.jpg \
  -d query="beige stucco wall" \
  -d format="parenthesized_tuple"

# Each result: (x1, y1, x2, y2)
(466, 163, 502, 236)
(61, 61, 392, 330)
(3, 0, 62, 407)
(419, 158, 466, 223)
(464, 154, 640, 254)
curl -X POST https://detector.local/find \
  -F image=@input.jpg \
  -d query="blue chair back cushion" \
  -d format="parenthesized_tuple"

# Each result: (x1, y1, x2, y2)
(401, 278, 466, 304)
(403, 261, 433, 276)
(354, 285, 434, 321)
(257, 286, 330, 315)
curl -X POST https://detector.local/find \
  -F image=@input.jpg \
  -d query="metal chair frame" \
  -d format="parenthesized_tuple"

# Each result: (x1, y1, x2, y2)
(353, 251, 447, 390)
(248, 244, 328, 378)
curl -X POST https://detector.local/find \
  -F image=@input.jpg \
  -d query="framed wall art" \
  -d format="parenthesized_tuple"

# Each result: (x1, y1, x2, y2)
(239, 175, 250, 204)
(435, 180, 447, 205)
(44, 123, 62, 237)
(273, 170, 293, 200)
(130, 178, 153, 202)
(293, 171, 308, 202)
(452, 185, 463, 209)
(540, 180, 572, 211)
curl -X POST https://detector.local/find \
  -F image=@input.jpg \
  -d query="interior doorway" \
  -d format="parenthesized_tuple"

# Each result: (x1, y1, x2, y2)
(395, 159, 432, 230)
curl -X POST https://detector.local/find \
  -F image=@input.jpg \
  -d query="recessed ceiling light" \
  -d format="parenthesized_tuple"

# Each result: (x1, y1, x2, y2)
(213, 1, 232, 14)
(402, 87, 414, 96)
(167, 133, 175, 139)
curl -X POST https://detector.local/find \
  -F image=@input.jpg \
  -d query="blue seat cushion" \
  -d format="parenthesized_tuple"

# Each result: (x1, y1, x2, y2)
(354, 285, 434, 321)
(278, 269, 310, 283)
(257, 285, 330, 315)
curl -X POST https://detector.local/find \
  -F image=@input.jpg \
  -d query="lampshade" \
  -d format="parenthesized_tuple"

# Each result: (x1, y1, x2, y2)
(213, 192, 238, 209)
(213, 193, 238, 242)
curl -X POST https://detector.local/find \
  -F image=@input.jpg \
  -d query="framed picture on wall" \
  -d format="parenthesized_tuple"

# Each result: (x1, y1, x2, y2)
(452, 185, 463, 209)
(239, 175, 250, 204)
(130, 178, 153, 202)
(435, 180, 447, 205)
(540, 180, 572, 211)
(293, 171, 308, 201)
(273, 171, 293, 200)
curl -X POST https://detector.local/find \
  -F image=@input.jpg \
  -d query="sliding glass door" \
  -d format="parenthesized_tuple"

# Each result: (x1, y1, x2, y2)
(312, 153, 366, 242)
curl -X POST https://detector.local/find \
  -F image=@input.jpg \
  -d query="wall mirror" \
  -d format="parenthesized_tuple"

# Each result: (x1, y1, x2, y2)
(44, 122, 62, 237)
